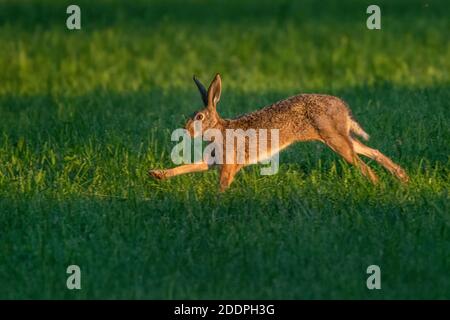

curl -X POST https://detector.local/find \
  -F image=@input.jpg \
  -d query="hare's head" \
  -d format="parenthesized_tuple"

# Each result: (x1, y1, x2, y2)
(185, 74, 222, 137)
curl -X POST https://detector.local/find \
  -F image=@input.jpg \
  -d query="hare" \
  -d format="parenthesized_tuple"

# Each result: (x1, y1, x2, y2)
(149, 73, 409, 191)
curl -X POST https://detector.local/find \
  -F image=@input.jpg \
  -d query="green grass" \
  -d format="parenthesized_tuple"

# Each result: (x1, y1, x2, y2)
(0, 0, 449, 299)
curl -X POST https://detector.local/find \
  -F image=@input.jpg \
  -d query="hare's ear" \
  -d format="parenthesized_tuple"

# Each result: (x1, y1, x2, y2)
(207, 73, 222, 108)
(193, 75, 208, 106)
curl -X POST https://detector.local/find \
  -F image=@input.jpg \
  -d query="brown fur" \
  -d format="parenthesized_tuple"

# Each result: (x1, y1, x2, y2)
(149, 74, 409, 191)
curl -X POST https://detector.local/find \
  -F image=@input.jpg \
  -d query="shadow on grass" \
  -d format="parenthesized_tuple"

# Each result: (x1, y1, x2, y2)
(0, 0, 448, 31)
(0, 185, 448, 299)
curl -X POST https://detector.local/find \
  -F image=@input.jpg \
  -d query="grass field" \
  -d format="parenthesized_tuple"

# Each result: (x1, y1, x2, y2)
(0, 0, 449, 299)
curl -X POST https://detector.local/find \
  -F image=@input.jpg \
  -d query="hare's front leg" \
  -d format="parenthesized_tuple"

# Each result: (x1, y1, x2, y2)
(219, 164, 241, 192)
(149, 162, 209, 180)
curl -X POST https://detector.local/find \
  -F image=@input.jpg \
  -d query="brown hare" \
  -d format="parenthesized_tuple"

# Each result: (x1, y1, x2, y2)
(149, 73, 409, 191)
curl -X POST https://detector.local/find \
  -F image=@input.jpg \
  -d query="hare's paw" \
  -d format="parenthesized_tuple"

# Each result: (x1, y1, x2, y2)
(149, 169, 168, 180)
(396, 168, 410, 183)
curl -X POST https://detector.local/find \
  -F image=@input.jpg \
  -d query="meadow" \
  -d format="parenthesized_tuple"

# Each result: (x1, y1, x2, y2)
(0, 0, 448, 299)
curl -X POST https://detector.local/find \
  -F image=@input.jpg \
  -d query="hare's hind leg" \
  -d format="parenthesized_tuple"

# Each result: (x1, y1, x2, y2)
(352, 139, 409, 183)
(320, 132, 379, 183)
(149, 162, 210, 180)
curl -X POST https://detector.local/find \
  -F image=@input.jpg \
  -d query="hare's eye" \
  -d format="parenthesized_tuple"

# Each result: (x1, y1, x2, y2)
(195, 113, 204, 121)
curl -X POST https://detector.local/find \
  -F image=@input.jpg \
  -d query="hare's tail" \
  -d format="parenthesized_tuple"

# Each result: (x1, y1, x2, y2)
(349, 118, 369, 141)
